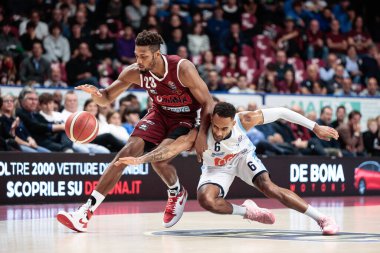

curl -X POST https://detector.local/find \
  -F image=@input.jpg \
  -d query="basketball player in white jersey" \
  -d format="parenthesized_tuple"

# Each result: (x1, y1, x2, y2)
(116, 102, 340, 235)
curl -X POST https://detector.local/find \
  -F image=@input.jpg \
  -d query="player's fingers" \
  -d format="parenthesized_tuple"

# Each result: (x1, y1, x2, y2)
(196, 153, 202, 163)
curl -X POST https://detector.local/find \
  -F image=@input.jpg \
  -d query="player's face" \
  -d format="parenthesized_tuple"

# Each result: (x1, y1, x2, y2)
(211, 114, 236, 142)
(135, 46, 159, 72)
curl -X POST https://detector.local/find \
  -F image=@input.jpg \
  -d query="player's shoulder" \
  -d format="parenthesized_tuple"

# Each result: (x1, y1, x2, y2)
(118, 63, 140, 81)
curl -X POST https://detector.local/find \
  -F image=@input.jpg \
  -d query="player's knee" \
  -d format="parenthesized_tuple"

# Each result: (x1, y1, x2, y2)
(197, 192, 216, 211)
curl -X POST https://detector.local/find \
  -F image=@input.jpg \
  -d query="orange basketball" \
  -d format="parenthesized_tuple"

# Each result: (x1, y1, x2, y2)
(65, 111, 99, 144)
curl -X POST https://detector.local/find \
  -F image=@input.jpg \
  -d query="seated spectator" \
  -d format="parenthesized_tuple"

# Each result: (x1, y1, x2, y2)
(69, 24, 89, 58)
(166, 28, 187, 55)
(315, 106, 342, 156)
(139, 97, 153, 118)
(328, 64, 349, 94)
(84, 99, 124, 152)
(229, 75, 255, 93)
(334, 77, 357, 96)
(306, 19, 328, 60)
(0, 56, 17, 85)
(121, 109, 140, 135)
(49, 8, 70, 38)
(125, 0, 148, 30)
(0, 94, 50, 152)
(220, 22, 245, 55)
(66, 42, 98, 86)
(257, 62, 277, 93)
(106, 111, 130, 144)
(276, 18, 301, 57)
(301, 64, 326, 94)
(19, 41, 51, 86)
(275, 69, 299, 94)
(332, 105, 346, 129)
(221, 52, 242, 89)
(358, 45, 380, 81)
(347, 16, 373, 55)
(53, 90, 64, 112)
(337, 110, 364, 156)
(43, 23, 70, 64)
(98, 58, 116, 88)
(106, 0, 123, 20)
(19, 10, 49, 40)
(177, 46, 189, 59)
(274, 50, 294, 82)
(91, 23, 116, 62)
(363, 118, 380, 156)
(0, 96, 20, 151)
(344, 46, 362, 84)
(286, 105, 326, 156)
(206, 6, 230, 54)
(116, 25, 136, 65)
(19, 21, 42, 54)
(69, 10, 91, 37)
(360, 77, 380, 96)
(44, 66, 68, 88)
(197, 51, 221, 83)
(222, 0, 241, 23)
(319, 53, 338, 82)
(15, 88, 72, 152)
(206, 70, 226, 92)
(326, 19, 348, 56)
(187, 22, 210, 56)
(0, 21, 23, 59)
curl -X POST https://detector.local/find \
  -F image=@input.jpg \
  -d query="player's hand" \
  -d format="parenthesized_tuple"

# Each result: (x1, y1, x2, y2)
(313, 124, 339, 141)
(115, 157, 142, 166)
(75, 84, 102, 97)
(194, 131, 207, 162)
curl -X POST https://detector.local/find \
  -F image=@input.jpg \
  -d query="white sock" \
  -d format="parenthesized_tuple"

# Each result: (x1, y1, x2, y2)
(88, 190, 105, 212)
(168, 178, 181, 193)
(304, 204, 325, 221)
(232, 204, 247, 216)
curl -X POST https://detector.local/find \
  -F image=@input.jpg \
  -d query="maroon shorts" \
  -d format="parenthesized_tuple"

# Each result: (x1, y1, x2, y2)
(131, 108, 197, 146)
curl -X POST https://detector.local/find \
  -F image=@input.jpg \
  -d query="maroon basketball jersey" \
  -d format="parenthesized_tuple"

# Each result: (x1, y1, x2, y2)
(138, 55, 201, 118)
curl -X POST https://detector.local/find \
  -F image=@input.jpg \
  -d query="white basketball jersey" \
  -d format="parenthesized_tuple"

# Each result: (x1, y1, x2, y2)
(203, 114, 255, 168)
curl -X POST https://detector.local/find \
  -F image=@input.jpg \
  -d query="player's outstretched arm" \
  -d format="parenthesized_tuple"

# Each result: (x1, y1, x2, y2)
(75, 64, 141, 106)
(239, 107, 339, 141)
(115, 129, 198, 166)
(178, 60, 214, 162)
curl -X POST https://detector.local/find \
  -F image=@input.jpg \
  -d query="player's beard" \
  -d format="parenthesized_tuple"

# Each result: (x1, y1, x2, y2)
(140, 54, 157, 74)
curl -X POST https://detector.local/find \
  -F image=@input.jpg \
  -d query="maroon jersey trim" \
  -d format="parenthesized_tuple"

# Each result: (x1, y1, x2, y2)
(149, 55, 168, 81)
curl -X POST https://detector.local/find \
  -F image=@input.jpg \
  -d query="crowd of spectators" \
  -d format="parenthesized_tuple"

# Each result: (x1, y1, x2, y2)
(0, 0, 379, 156)
(0, 0, 379, 95)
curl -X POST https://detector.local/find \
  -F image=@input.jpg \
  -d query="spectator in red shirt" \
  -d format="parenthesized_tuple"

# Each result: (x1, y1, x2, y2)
(221, 52, 242, 89)
(306, 19, 328, 60)
(275, 69, 299, 94)
(326, 19, 348, 56)
(347, 16, 373, 55)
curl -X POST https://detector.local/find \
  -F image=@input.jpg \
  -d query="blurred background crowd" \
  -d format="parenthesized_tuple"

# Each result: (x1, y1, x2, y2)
(0, 0, 379, 156)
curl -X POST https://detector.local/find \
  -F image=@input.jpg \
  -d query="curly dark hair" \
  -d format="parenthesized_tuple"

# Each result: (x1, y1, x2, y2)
(213, 102, 236, 119)
(135, 30, 164, 52)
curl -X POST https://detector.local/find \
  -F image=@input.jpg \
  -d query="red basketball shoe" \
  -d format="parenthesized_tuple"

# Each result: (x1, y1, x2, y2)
(163, 186, 188, 228)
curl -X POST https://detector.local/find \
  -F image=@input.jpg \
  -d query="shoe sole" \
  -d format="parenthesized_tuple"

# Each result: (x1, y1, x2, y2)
(57, 213, 85, 233)
(163, 190, 188, 228)
(322, 228, 339, 235)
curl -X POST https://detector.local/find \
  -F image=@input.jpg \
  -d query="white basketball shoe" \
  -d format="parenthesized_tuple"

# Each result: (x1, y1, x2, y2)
(57, 200, 93, 232)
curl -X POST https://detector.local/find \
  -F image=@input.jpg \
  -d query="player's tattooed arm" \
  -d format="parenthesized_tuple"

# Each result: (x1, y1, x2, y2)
(238, 110, 264, 131)
(115, 129, 198, 166)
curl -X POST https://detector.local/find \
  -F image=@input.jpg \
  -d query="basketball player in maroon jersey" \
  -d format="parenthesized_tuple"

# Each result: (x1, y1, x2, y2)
(57, 30, 214, 232)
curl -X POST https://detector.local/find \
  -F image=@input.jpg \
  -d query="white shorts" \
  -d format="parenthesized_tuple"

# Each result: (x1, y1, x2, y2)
(197, 152, 268, 198)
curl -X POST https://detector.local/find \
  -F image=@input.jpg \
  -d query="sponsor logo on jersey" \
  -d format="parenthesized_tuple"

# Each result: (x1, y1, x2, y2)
(142, 119, 155, 125)
(214, 153, 237, 166)
(211, 152, 225, 157)
(161, 106, 191, 113)
(167, 81, 177, 90)
(138, 124, 148, 131)
(149, 89, 157, 94)
(155, 93, 193, 106)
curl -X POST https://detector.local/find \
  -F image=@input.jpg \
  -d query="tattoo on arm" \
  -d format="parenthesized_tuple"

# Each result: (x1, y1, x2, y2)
(142, 146, 174, 163)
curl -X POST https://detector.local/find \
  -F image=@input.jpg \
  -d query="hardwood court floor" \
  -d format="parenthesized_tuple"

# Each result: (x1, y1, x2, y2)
(1, 196, 379, 253)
